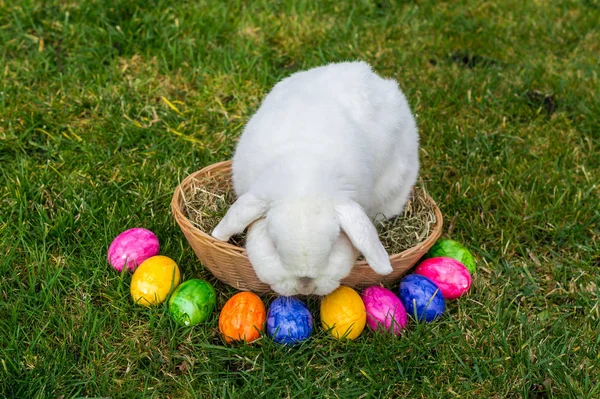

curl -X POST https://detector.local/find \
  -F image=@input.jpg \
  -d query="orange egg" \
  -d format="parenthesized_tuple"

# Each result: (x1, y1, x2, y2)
(219, 292, 266, 344)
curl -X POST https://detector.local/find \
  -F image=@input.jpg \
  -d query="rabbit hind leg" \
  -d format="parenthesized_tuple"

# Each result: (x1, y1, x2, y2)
(371, 162, 418, 221)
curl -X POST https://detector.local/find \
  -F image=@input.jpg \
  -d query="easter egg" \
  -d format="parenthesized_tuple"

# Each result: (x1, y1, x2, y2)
(168, 279, 216, 326)
(107, 227, 160, 272)
(130, 255, 181, 307)
(398, 274, 445, 322)
(361, 286, 407, 336)
(415, 257, 472, 300)
(267, 296, 313, 345)
(320, 286, 366, 340)
(425, 239, 476, 274)
(219, 292, 266, 344)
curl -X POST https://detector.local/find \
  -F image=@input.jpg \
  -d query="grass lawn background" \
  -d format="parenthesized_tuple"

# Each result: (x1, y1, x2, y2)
(1, 0, 599, 397)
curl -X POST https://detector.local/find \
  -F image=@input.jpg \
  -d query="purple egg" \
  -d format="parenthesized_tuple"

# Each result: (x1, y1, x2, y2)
(415, 257, 472, 300)
(107, 228, 160, 272)
(398, 274, 445, 322)
(361, 286, 407, 336)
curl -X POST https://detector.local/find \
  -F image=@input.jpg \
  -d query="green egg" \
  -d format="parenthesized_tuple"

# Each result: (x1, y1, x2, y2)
(168, 279, 216, 326)
(425, 239, 476, 274)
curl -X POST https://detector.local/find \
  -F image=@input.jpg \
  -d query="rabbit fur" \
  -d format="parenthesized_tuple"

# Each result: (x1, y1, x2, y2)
(212, 61, 420, 296)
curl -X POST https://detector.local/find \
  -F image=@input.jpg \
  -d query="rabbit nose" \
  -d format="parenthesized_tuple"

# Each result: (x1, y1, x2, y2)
(298, 277, 314, 287)
(297, 277, 316, 295)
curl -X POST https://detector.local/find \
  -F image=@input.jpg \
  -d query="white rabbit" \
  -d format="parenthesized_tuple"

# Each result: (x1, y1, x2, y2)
(212, 61, 420, 296)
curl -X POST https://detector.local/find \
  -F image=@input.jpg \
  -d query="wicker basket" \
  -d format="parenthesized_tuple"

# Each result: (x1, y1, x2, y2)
(171, 161, 443, 294)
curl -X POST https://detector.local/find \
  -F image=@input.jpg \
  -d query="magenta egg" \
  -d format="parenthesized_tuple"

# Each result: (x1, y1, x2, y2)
(107, 228, 160, 272)
(361, 286, 408, 336)
(414, 257, 472, 300)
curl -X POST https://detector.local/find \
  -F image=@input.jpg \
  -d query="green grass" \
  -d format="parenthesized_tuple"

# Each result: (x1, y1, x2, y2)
(1, 0, 599, 397)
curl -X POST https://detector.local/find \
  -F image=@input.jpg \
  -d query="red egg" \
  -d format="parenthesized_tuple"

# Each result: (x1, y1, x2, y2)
(415, 257, 472, 300)
(219, 292, 266, 344)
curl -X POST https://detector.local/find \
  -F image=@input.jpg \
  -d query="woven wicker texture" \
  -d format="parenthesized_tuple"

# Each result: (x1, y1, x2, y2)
(171, 161, 443, 294)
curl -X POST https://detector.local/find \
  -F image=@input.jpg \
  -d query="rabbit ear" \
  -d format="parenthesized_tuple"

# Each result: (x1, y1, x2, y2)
(335, 200, 393, 275)
(211, 193, 268, 241)
(245, 218, 283, 282)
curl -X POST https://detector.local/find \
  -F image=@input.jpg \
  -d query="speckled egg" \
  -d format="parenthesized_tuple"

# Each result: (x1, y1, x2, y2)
(361, 286, 408, 336)
(425, 239, 476, 274)
(107, 228, 160, 272)
(320, 286, 366, 340)
(415, 257, 472, 300)
(130, 255, 181, 307)
(168, 279, 217, 326)
(219, 292, 266, 344)
(398, 274, 445, 322)
(267, 296, 313, 345)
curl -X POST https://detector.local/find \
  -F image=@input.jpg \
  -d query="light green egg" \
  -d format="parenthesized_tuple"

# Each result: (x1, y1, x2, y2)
(168, 279, 216, 326)
(425, 239, 476, 274)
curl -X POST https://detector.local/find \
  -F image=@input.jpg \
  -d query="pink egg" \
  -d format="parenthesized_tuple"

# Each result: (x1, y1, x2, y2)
(107, 228, 160, 272)
(415, 257, 471, 300)
(361, 286, 407, 336)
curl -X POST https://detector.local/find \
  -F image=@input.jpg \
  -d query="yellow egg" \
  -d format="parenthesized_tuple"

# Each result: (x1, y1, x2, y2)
(320, 286, 366, 340)
(130, 255, 181, 306)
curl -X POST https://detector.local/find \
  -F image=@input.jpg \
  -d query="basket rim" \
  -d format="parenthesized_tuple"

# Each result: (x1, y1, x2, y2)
(171, 160, 444, 265)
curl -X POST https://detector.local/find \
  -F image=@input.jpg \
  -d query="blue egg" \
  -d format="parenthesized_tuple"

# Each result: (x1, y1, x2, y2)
(398, 274, 445, 322)
(267, 296, 313, 345)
